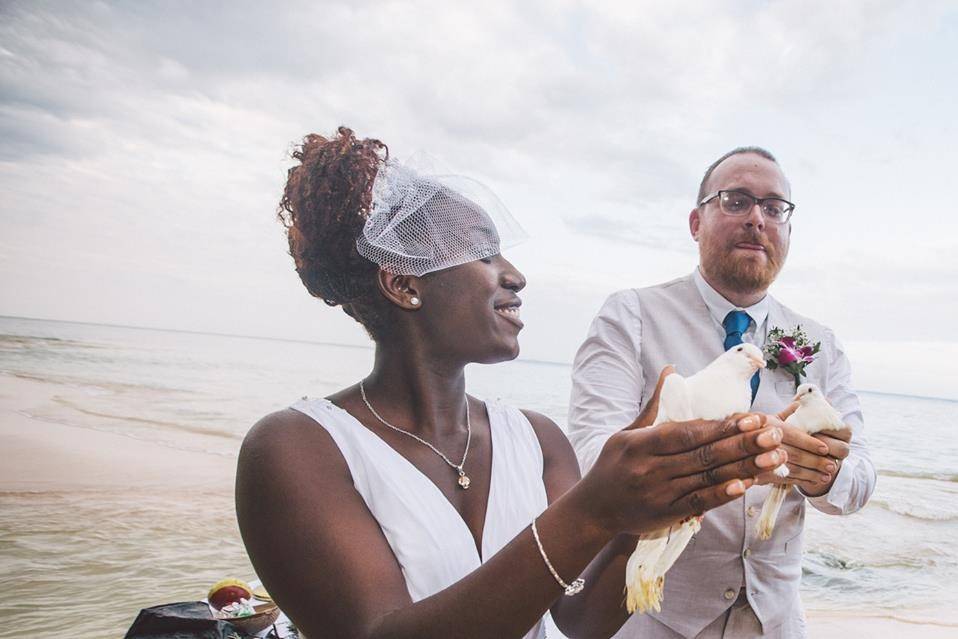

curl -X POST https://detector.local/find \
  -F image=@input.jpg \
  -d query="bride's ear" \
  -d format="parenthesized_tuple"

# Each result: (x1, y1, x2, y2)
(377, 270, 422, 310)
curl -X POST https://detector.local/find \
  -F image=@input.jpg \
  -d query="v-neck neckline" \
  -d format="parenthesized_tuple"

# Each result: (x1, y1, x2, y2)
(320, 397, 495, 563)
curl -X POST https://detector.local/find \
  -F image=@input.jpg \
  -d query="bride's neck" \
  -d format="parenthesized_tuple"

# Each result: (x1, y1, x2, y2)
(361, 345, 469, 437)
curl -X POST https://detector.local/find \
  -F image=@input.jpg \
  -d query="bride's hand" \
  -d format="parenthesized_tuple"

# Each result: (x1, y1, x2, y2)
(575, 367, 787, 536)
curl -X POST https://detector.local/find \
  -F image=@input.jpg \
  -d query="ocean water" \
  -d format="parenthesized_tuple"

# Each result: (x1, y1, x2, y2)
(0, 316, 956, 637)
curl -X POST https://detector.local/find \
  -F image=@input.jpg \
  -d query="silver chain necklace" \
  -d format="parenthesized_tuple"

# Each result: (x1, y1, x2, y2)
(359, 379, 472, 490)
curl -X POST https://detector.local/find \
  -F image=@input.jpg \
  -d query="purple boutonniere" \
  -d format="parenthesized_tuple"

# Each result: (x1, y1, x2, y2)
(764, 326, 821, 389)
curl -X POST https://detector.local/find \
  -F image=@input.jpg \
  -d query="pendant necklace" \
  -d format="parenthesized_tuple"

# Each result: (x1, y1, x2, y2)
(359, 379, 472, 489)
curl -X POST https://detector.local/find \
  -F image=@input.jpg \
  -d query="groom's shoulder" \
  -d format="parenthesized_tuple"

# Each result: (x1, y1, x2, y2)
(632, 274, 694, 303)
(615, 274, 692, 298)
(605, 277, 690, 306)
(646, 274, 693, 293)
(601, 275, 693, 308)
(595, 275, 693, 321)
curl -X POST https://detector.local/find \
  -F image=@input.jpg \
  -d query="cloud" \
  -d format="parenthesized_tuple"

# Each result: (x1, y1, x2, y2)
(1, 0, 957, 385)
(562, 201, 696, 253)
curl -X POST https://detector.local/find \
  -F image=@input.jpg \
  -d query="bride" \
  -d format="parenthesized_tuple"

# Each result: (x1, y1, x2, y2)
(235, 127, 786, 639)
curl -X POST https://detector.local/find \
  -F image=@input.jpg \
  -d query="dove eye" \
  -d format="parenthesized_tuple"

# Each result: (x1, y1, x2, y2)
(736, 346, 743, 352)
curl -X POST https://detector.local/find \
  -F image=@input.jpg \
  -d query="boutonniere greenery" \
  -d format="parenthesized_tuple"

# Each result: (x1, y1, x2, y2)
(764, 326, 821, 389)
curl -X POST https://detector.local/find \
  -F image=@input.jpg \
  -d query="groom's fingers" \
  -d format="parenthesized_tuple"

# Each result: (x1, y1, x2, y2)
(816, 427, 852, 443)
(814, 430, 852, 460)
(782, 445, 835, 475)
(780, 464, 831, 485)
(781, 425, 830, 456)
(624, 365, 675, 430)
(648, 413, 768, 455)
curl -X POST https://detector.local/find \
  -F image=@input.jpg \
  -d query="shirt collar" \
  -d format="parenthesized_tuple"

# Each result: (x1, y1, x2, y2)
(692, 267, 769, 331)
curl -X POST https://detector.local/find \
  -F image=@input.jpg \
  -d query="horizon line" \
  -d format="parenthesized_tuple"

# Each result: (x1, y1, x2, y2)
(1, 313, 955, 402)
(0, 313, 573, 368)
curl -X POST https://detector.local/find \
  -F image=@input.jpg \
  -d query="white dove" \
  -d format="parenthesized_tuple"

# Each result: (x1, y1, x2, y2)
(624, 343, 766, 614)
(755, 383, 844, 540)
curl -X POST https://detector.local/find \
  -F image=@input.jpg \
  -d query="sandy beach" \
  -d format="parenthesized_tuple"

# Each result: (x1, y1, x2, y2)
(0, 373, 251, 638)
(2, 372, 956, 638)
(0, 374, 235, 493)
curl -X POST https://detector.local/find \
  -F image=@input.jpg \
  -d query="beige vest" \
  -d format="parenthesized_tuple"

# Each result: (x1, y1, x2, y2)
(616, 275, 835, 638)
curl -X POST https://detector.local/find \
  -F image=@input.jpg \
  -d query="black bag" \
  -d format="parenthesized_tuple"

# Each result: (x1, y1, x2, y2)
(124, 601, 253, 639)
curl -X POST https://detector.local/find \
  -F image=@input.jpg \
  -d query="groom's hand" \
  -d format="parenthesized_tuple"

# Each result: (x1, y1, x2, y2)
(754, 408, 852, 496)
(801, 427, 852, 495)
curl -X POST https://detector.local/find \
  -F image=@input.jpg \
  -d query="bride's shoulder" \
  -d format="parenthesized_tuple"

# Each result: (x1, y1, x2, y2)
(518, 409, 576, 463)
(239, 405, 346, 481)
(514, 408, 581, 495)
(517, 407, 562, 439)
(245, 404, 318, 441)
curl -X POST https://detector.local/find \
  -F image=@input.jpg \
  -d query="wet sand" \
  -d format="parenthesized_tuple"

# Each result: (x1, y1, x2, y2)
(0, 374, 234, 492)
(806, 611, 958, 638)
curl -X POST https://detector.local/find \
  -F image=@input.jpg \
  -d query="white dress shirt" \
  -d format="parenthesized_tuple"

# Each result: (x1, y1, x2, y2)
(568, 271, 874, 516)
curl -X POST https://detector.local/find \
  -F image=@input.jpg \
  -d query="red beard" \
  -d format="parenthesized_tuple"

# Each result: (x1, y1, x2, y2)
(701, 230, 785, 294)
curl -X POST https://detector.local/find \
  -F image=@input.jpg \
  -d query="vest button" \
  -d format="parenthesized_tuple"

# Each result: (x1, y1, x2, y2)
(724, 588, 737, 600)
(743, 548, 752, 559)
(746, 506, 756, 518)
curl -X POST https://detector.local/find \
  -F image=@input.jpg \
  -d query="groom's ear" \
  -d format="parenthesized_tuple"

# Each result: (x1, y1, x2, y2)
(689, 208, 701, 241)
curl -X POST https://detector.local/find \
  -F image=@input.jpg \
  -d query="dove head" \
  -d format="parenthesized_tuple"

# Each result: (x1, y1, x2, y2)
(721, 342, 766, 378)
(793, 383, 824, 404)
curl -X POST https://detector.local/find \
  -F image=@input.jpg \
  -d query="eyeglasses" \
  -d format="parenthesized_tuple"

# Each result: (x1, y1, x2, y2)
(699, 190, 795, 224)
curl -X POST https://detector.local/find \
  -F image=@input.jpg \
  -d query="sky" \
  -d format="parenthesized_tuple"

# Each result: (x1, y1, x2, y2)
(1, 1, 957, 399)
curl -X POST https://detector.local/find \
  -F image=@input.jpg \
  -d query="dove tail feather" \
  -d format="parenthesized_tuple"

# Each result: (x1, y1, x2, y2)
(756, 484, 789, 540)
(653, 517, 701, 577)
(624, 518, 702, 614)
(624, 530, 672, 614)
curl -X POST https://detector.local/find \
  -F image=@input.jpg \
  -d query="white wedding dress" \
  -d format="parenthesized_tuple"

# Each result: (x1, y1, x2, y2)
(292, 396, 549, 639)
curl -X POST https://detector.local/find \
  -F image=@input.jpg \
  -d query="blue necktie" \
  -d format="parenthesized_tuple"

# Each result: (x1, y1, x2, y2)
(723, 310, 760, 404)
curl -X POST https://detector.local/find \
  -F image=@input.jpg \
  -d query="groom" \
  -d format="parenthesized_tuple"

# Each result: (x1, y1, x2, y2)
(567, 147, 876, 638)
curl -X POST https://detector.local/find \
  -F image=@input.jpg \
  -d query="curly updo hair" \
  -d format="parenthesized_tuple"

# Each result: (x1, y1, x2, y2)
(277, 127, 391, 340)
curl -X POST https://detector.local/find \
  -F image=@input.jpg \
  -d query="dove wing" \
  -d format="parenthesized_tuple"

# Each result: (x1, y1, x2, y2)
(814, 400, 846, 431)
(786, 399, 844, 434)
(654, 373, 695, 426)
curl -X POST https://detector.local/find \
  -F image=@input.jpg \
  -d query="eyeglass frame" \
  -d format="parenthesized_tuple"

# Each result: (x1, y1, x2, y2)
(698, 189, 796, 224)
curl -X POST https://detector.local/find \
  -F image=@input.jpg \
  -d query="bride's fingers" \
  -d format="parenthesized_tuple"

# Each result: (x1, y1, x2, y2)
(647, 414, 768, 455)
(777, 402, 799, 421)
(753, 470, 779, 485)
(657, 427, 783, 479)
(670, 478, 756, 518)
(668, 447, 787, 495)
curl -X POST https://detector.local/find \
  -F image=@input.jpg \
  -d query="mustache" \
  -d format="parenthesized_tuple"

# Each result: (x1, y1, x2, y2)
(730, 231, 773, 253)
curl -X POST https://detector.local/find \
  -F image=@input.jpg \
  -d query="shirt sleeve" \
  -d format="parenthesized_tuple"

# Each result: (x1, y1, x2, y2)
(567, 290, 645, 474)
(802, 328, 877, 515)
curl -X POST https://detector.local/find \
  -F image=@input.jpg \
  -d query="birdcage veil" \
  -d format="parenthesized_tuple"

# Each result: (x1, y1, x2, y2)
(356, 154, 527, 276)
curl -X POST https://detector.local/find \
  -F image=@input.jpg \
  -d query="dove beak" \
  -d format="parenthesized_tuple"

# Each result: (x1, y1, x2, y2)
(750, 354, 766, 369)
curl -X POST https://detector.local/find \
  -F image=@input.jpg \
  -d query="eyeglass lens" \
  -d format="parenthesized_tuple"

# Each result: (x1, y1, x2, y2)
(719, 191, 790, 221)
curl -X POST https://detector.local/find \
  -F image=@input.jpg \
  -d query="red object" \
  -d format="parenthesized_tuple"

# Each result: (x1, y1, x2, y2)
(207, 579, 252, 610)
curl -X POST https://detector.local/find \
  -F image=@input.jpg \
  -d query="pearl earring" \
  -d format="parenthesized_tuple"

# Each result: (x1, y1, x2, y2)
(410, 296, 420, 306)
